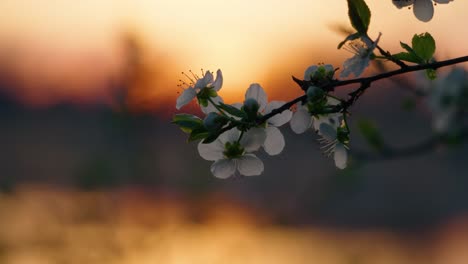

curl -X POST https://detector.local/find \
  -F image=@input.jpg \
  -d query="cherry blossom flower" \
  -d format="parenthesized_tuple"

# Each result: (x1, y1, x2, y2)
(197, 128, 266, 178)
(392, 0, 454, 22)
(340, 34, 381, 78)
(244, 83, 293, 155)
(318, 123, 349, 170)
(290, 94, 342, 135)
(176, 69, 223, 113)
(304, 64, 335, 82)
(429, 67, 468, 133)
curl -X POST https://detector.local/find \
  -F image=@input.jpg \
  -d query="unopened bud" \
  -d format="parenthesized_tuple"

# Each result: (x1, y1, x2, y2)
(203, 112, 227, 131)
(243, 98, 260, 119)
(307, 86, 324, 101)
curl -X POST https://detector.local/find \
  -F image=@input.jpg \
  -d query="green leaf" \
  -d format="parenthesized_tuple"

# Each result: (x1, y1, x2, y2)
(172, 114, 203, 133)
(412, 33, 436, 62)
(198, 98, 208, 107)
(202, 132, 221, 144)
(347, 0, 371, 34)
(337, 32, 360, 49)
(357, 119, 384, 151)
(218, 102, 247, 118)
(399, 41, 423, 63)
(426, 69, 437, 80)
(189, 127, 210, 142)
(400, 41, 414, 54)
(392, 52, 421, 64)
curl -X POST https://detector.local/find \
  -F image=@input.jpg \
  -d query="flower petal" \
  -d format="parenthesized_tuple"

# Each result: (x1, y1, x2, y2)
(198, 140, 224, 161)
(212, 69, 223, 91)
(245, 83, 268, 112)
(219, 128, 241, 145)
(313, 114, 341, 132)
(392, 0, 414, 9)
(237, 154, 264, 176)
(176, 88, 197, 109)
(195, 71, 214, 89)
(327, 96, 341, 106)
(334, 143, 348, 169)
(304, 65, 318, 81)
(290, 106, 312, 134)
(340, 54, 368, 78)
(413, 0, 434, 22)
(265, 101, 292, 127)
(211, 159, 236, 179)
(240, 127, 266, 152)
(201, 96, 223, 114)
(323, 64, 334, 73)
(318, 123, 337, 141)
(263, 126, 285, 156)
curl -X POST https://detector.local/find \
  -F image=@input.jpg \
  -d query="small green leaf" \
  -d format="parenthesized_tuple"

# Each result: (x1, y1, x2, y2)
(189, 127, 210, 142)
(392, 52, 421, 64)
(426, 69, 437, 80)
(198, 97, 208, 107)
(400, 41, 412, 53)
(357, 119, 384, 151)
(399, 41, 423, 63)
(208, 89, 218, 97)
(347, 0, 371, 34)
(172, 114, 203, 133)
(337, 32, 360, 49)
(412, 33, 436, 61)
(218, 102, 247, 118)
(202, 132, 221, 144)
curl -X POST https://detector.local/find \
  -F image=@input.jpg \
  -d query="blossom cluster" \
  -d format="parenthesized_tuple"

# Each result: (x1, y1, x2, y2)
(173, 63, 356, 178)
(172, 0, 463, 179)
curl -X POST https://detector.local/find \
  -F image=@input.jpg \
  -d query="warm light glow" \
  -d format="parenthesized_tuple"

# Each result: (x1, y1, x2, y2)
(0, 0, 467, 110)
(1, 185, 468, 264)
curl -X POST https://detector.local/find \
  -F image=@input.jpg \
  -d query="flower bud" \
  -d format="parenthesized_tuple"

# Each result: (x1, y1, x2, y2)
(203, 112, 227, 131)
(307, 86, 324, 101)
(243, 98, 260, 120)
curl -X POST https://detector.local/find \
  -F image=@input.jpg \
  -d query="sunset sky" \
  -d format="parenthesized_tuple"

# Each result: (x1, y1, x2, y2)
(0, 0, 467, 110)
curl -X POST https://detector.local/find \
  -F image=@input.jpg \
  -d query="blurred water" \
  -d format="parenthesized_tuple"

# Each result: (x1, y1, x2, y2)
(0, 185, 467, 264)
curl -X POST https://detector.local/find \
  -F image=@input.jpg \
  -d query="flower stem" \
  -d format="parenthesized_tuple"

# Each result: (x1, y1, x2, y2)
(207, 97, 227, 116)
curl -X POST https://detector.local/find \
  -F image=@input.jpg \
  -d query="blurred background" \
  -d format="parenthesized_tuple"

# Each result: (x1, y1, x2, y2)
(0, 0, 468, 263)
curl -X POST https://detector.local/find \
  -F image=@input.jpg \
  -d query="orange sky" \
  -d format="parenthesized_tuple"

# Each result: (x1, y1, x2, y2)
(0, 0, 467, 111)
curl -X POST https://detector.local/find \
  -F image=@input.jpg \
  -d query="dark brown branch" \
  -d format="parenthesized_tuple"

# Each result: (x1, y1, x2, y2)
(217, 55, 468, 141)
(375, 44, 409, 68)
(258, 55, 468, 123)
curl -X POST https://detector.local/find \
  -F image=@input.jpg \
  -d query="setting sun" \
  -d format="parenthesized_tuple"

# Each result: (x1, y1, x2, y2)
(0, 0, 467, 108)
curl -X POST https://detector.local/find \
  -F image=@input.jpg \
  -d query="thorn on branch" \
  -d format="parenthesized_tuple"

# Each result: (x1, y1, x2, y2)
(292, 75, 308, 92)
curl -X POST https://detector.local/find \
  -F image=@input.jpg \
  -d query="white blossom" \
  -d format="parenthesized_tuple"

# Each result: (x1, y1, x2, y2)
(392, 0, 454, 22)
(428, 68, 467, 133)
(290, 96, 342, 135)
(244, 84, 293, 155)
(340, 34, 381, 78)
(318, 123, 349, 170)
(304, 64, 334, 81)
(176, 69, 223, 113)
(198, 128, 266, 178)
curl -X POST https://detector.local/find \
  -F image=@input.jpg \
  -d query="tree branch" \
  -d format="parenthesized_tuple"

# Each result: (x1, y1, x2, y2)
(258, 55, 468, 123)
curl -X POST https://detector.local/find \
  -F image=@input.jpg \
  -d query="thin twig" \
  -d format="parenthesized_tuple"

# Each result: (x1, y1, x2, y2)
(375, 44, 409, 68)
(256, 55, 468, 124)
